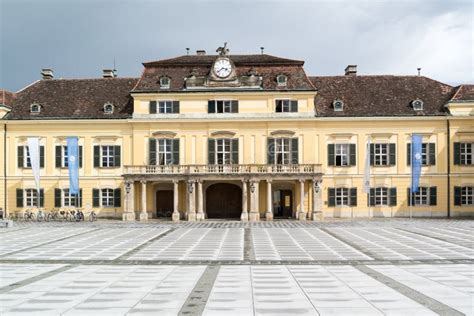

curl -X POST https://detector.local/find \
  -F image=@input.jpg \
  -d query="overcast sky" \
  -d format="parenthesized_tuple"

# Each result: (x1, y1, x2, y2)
(1, 0, 472, 91)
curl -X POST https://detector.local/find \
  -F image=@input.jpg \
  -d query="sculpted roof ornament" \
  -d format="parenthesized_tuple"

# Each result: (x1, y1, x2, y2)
(216, 42, 230, 56)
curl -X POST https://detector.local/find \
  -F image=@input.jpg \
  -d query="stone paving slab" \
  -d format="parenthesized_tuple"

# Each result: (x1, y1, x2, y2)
(399, 226, 474, 249)
(0, 264, 65, 288)
(3, 228, 169, 261)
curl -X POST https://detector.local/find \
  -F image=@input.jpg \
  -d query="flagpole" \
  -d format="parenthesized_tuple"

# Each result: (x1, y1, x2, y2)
(410, 133, 413, 219)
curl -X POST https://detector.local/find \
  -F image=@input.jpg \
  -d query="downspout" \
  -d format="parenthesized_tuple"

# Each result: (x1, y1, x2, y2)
(446, 117, 451, 218)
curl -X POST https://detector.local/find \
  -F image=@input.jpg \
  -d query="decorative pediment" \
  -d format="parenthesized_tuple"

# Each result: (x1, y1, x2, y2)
(210, 131, 236, 137)
(152, 131, 177, 138)
(270, 130, 296, 137)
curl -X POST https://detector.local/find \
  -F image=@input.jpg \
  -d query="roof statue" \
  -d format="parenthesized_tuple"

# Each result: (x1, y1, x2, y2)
(216, 42, 229, 56)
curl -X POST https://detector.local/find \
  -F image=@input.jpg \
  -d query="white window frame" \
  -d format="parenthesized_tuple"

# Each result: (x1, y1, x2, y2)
(215, 100, 233, 113)
(101, 146, 115, 167)
(374, 187, 389, 206)
(62, 146, 69, 167)
(63, 189, 78, 207)
(160, 77, 170, 89)
(335, 144, 350, 166)
(101, 188, 114, 207)
(30, 104, 40, 113)
(104, 103, 114, 114)
(157, 139, 173, 165)
(460, 143, 473, 165)
(215, 138, 232, 165)
(158, 101, 173, 114)
(333, 100, 344, 111)
(277, 75, 287, 86)
(461, 187, 474, 205)
(374, 143, 389, 166)
(335, 188, 349, 206)
(23, 146, 32, 168)
(413, 187, 429, 206)
(274, 138, 291, 165)
(276, 99, 291, 113)
(25, 189, 38, 207)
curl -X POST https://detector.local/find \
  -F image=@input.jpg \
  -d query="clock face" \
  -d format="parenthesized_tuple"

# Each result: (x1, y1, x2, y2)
(213, 58, 232, 78)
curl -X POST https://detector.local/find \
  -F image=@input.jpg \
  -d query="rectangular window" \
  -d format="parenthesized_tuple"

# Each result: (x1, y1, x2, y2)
(335, 144, 350, 166)
(101, 188, 114, 207)
(460, 143, 473, 165)
(216, 139, 232, 165)
(274, 138, 291, 164)
(208, 100, 238, 113)
(275, 100, 297, 113)
(158, 101, 173, 114)
(461, 187, 474, 205)
(101, 146, 115, 167)
(24, 146, 32, 168)
(25, 189, 38, 207)
(335, 188, 349, 206)
(157, 139, 173, 165)
(62, 146, 69, 167)
(63, 189, 78, 207)
(413, 187, 429, 206)
(374, 187, 388, 205)
(374, 144, 388, 166)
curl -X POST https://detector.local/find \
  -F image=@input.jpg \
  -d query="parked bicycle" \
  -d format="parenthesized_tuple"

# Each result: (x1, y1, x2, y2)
(36, 209, 46, 222)
(88, 210, 97, 222)
(23, 209, 36, 221)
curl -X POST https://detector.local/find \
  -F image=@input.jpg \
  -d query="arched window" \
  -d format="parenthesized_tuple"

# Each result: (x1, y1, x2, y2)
(160, 76, 171, 89)
(276, 74, 288, 86)
(30, 103, 41, 113)
(104, 103, 114, 114)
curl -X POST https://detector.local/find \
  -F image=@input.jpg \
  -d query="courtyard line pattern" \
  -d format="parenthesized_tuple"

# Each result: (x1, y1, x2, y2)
(398, 226, 474, 249)
(0, 264, 66, 289)
(3, 228, 169, 261)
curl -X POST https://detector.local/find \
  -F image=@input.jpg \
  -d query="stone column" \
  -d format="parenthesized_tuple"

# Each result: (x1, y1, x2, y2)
(249, 179, 260, 222)
(196, 180, 204, 221)
(240, 179, 249, 221)
(172, 180, 180, 222)
(298, 179, 307, 221)
(187, 180, 196, 221)
(139, 180, 148, 221)
(265, 179, 273, 221)
(122, 180, 136, 221)
(312, 179, 324, 221)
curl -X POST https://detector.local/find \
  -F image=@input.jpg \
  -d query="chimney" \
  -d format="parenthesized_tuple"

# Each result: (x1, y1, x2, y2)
(344, 65, 357, 76)
(102, 69, 116, 78)
(196, 50, 206, 56)
(41, 68, 54, 80)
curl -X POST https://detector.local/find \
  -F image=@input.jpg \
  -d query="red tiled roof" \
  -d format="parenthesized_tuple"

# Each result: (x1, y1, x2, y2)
(310, 75, 455, 117)
(451, 85, 474, 101)
(143, 54, 305, 66)
(0, 90, 16, 107)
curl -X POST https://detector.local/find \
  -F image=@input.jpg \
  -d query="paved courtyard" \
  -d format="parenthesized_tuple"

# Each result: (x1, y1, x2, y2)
(0, 219, 473, 315)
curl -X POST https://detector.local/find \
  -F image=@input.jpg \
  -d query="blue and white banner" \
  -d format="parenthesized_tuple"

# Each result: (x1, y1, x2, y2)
(411, 134, 423, 193)
(67, 137, 80, 195)
(27, 137, 41, 192)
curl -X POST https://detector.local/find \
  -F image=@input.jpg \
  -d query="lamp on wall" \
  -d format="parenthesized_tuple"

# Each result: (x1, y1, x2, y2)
(250, 182, 255, 193)
(125, 181, 132, 195)
(187, 181, 194, 194)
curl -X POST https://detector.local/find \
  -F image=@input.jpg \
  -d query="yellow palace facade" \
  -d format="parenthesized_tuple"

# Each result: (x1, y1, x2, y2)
(0, 47, 473, 221)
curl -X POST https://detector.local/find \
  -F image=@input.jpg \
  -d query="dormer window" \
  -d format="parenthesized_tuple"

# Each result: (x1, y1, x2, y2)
(104, 103, 114, 114)
(160, 76, 170, 89)
(412, 99, 424, 111)
(30, 103, 41, 114)
(276, 75, 287, 86)
(333, 100, 344, 111)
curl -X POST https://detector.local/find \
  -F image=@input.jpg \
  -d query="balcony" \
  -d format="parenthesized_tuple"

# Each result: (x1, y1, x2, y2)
(123, 164, 322, 180)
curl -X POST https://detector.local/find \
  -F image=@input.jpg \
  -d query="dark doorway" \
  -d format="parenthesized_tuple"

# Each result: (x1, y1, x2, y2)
(206, 183, 242, 219)
(156, 190, 173, 218)
(273, 190, 293, 218)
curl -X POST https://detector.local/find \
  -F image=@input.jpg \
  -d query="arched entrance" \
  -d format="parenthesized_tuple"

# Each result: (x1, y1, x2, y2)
(206, 183, 242, 219)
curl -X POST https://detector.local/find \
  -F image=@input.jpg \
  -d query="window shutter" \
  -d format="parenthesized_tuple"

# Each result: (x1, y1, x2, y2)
(454, 186, 461, 206)
(54, 188, 61, 207)
(349, 144, 356, 166)
(453, 143, 461, 165)
(231, 139, 239, 164)
(16, 189, 23, 207)
(291, 138, 299, 164)
(389, 187, 397, 206)
(350, 188, 357, 206)
(93, 146, 100, 167)
(40, 146, 45, 168)
(275, 100, 282, 112)
(114, 146, 121, 167)
(172, 139, 180, 165)
(290, 100, 298, 112)
(231, 100, 238, 113)
(370, 143, 375, 166)
(17, 146, 24, 168)
(78, 146, 83, 168)
(368, 188, 375, 206)
(55, 146, 62, 168)
(208, 100, 216, 113)
(114, 188, 121, 207)
(328, 188, 335, 207)
(149, 139, 157, 165)
(92, 189, 100, 207)
(172, 101, 180, 114)
(208, 139, 215, 164)
(149, 101, 157, 114)
(268, 138, 275, 164)
(430, 187, 437, 206)
(407, 143, 411, 166)
(79, 189, 83, 207)
(327, 144, 335, 166)
(429, 143, 436, 165)
(39, 189, 44, 207)
(389, 144, 396, 166)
